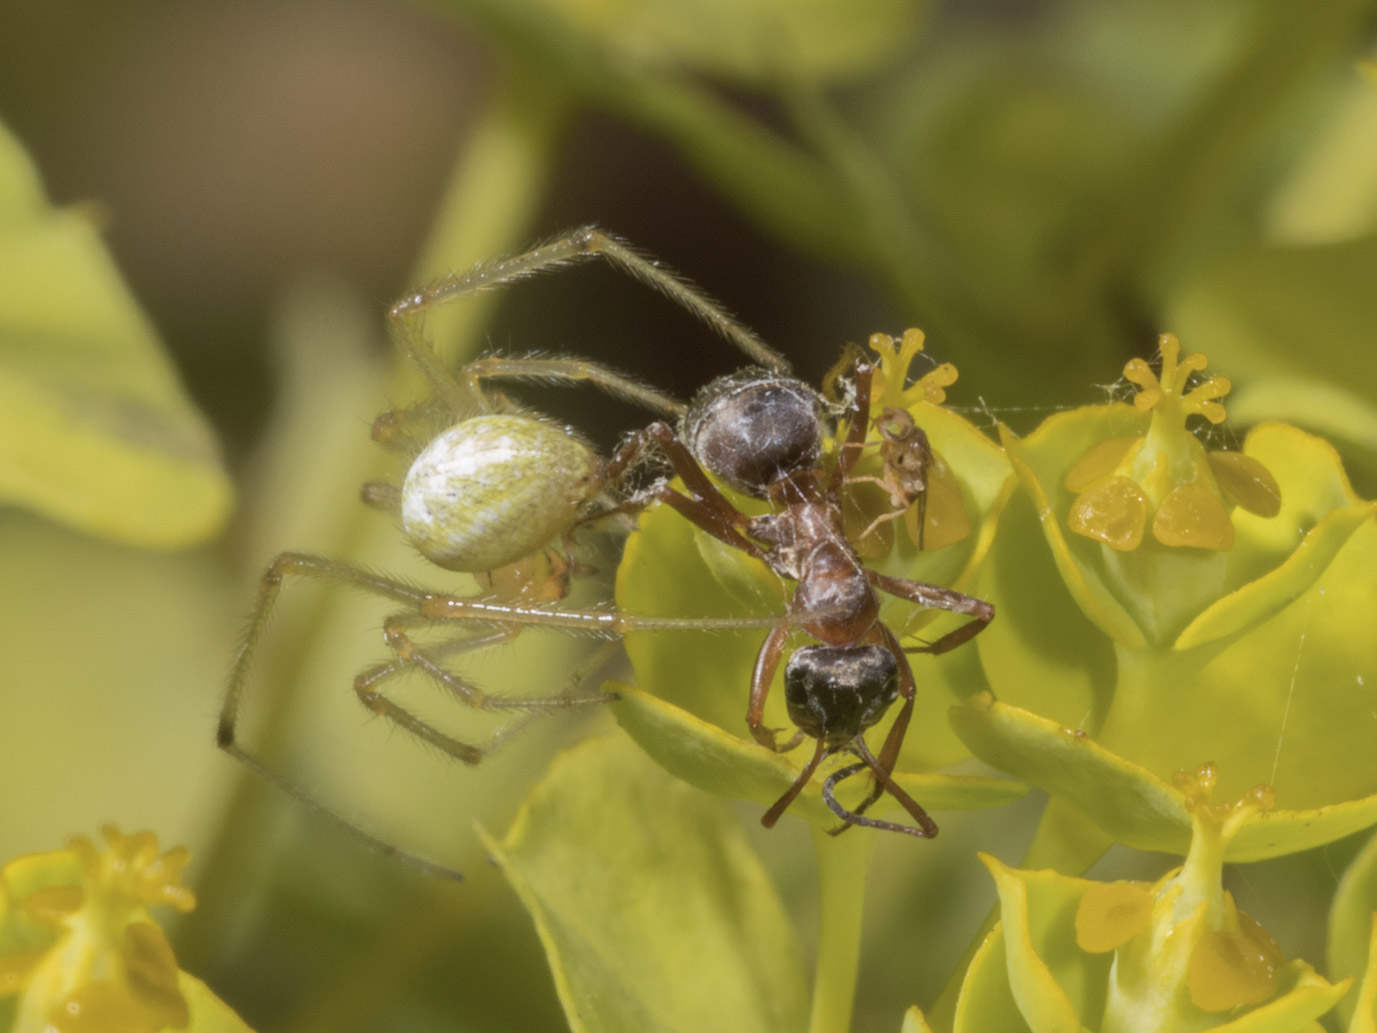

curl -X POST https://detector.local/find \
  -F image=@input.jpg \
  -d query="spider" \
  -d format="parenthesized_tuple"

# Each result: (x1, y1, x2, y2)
(217, 228, 806, 877)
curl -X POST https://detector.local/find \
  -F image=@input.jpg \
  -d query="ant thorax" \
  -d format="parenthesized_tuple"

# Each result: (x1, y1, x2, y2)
(683, 370, 824, 497)
(400, 413, 604, 573)
(749, 495, 880, 645)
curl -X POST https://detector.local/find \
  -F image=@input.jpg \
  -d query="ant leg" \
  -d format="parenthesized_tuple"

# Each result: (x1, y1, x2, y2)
(824, 737, 939, 839)
(638, 422, 765, 558)
(848, 625, 916, 819)
(867, 571, 994, 654)
(389, 227, 789, 374)
(870, 626, 917, 775)
(832, 361, 876, 490)
(746, 625, 804, 752)
(761, 738, 828, 827)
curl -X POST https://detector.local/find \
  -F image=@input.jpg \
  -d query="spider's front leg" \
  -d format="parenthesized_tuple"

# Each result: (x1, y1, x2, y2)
(387, 227, 790, 375)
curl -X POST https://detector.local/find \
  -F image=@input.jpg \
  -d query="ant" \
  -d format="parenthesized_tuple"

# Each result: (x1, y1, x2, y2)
(217, 227, 992, 876)
(611, 358, 993, 838)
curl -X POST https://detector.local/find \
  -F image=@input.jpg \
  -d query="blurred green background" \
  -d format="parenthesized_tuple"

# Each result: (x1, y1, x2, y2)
(1, 0, 1374, 1030)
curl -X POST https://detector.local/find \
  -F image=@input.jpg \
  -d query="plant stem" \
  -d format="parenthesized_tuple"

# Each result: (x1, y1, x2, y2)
(808, 824, 877, 1033)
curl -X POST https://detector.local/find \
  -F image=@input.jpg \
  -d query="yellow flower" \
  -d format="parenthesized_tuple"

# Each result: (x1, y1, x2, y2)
(0, 826, 240, 1033)
(1065, 333, 1280, 552)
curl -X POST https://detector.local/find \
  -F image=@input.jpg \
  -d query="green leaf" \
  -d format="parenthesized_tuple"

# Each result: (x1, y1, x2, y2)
(980, 857, 1104, 1033)
(952, 694, 1377, 860)
(474, 0, 919, 84)
(613, 682, 1027, 830)
(900, 1005, 939, 1033)
(0, 121, 231, 547)
(1263, 66, 1377, 246)
(486, 735, 809, 1033)
(178, 974, 257, 1033)
(998, 418, 1149, 649)
(953, 924, 1036, 1033)
(1330, 832, 1377, 1030)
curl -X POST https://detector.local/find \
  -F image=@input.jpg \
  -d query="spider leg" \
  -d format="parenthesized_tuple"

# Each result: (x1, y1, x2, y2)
(456, 355, 685, 419)
(218, 554, 630, 880)
(377, 613, 618, 714)
(219, 552, 429, 755)
(389, 226, 790, 375)
(215, 744, 466, 881)
(417, 595, 792, 635)
(353, 623, 621, 766)
(866, 570, 994, 654)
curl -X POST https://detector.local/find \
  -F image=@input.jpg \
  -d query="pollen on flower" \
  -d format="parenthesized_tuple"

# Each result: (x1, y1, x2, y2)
(1064, 334, 1280, 553)
(0, 826, 197, 1033)
(1172, 763, 1277, 826)
(866, 329, 959, 408)
(71, 825, 196, 915)
(1124, 333, 1230, 425)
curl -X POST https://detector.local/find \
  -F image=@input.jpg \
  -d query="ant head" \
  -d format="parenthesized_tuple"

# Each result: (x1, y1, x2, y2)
(783, 644, 899, 750)
(682, 371, 824, 497)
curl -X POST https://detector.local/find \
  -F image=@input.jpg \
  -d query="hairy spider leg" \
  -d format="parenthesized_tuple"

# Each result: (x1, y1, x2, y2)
(388, 226, 791, 385)
(218, 552, 794, 878)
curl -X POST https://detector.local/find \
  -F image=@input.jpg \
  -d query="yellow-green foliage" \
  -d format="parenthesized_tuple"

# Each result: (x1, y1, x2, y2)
(2, 2, 1376, 1031)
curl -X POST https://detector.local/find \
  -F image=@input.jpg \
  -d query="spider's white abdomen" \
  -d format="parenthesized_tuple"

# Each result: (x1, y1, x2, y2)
(401, 414, 602, 572)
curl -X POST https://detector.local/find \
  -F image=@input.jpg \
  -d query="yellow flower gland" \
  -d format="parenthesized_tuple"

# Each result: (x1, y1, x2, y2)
(0, 826, 196, 1033)
(1075, 881, 1153, 953)
(1065, 334, 1280, 553)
